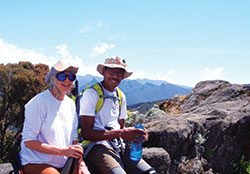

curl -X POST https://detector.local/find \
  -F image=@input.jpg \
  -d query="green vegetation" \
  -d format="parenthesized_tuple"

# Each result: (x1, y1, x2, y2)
(232, 155, 250, 174)
(0, 62, 49, 163)
(126, 104, 165, 127)
(204, 148, 214, 160)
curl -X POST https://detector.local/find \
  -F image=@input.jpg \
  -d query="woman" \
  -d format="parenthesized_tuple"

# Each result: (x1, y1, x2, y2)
(19, 60, 90, 174)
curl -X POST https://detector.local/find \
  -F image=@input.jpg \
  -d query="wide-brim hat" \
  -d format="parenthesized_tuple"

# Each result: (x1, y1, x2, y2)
(45, 59, 78, 84)
(97, 56, 133, 78)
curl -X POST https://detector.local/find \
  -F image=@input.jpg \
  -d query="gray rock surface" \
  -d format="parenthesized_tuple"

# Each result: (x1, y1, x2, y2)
(142, 147, 170, 174)
(0, 163, 13, 174)
(144, 80, 250, 173)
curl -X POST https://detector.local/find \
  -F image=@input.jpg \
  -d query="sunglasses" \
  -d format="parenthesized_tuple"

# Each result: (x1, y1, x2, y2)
(56, 73, 76, 82)
(106, 68, 125, 77)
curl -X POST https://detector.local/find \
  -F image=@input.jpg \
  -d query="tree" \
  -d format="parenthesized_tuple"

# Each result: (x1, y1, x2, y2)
(0, 61, 49, 163)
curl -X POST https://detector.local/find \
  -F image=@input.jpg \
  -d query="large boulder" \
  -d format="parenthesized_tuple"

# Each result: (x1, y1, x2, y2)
(144, 80, 250, 173)
(142, 147, 171, 174)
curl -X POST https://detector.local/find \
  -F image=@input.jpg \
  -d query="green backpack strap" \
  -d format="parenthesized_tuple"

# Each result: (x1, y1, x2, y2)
(87, 83, 123, 115)
(81, 83, 104, 147)
(92, 83, 104, 114)
(83, 83, 104, 115)
(116, 87, 122, 115)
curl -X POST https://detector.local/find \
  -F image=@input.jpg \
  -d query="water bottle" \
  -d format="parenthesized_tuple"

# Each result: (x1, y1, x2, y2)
(129, 124, 145, 163)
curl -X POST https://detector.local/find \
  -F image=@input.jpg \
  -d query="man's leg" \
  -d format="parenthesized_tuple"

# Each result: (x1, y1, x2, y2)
(122, 147, 157, 174)
(85, 144, 126, 174)
(136, 162, 157, 174)
(107, 166, 126, 174)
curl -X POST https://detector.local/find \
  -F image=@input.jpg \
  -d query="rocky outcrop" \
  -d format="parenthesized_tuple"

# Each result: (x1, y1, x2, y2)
(143, 80, 250, 174)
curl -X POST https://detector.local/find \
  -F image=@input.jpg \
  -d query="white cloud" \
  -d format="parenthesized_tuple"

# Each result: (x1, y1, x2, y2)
(129, 70, 147, 80)
(131, 69, 175, 84)
(73, 58, 99, 77)
(52, 44, 100, 76)
(79, 21, 108, 34)
(0, 38, 53, 65)
(97, 21, 103, 28)
(200, 67, 225, 80)
(108, 35, 118, 40)
(97, 21, 109, 29)
(90, 42, 115, 57)
(108, 33, 126, 41)
(56, 44, 72, 59)
(79, 26, 92, 33)
(0, 38, 95, 76)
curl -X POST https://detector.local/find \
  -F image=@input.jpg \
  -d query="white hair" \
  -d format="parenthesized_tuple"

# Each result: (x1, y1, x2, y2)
(49, 75, 62, 98)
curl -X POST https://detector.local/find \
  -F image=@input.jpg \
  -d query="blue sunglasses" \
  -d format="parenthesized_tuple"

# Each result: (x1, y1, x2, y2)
(56, 73, 76, 82)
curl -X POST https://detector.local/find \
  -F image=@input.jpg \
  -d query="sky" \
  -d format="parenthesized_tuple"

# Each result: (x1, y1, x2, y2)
(0, 0, 249, 87)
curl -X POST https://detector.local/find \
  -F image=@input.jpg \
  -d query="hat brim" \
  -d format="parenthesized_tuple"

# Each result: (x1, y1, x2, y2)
(97, 64, 132, 78)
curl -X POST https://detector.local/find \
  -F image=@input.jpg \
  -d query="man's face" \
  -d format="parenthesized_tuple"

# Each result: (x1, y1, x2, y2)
(102, 67, 125, 91)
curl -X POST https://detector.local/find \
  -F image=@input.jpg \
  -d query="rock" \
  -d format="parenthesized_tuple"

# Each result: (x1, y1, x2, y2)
(143, 80, 250, 174)
(0, 163, 14, 174)
(177, 157, 206, 174)
(142, 147, 170, 174)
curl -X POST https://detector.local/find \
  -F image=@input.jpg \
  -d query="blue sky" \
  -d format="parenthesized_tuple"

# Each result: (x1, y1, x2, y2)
(0, 0, 249, 87)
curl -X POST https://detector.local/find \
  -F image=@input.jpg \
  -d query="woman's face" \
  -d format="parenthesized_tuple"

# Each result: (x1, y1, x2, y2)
(54, 70, 76, 94)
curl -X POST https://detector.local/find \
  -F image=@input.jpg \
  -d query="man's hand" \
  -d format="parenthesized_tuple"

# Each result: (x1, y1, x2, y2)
(120, 127, 148, 144)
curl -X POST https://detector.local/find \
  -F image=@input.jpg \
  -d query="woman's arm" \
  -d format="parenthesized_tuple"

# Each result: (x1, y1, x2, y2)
(24, 140, 83, 159)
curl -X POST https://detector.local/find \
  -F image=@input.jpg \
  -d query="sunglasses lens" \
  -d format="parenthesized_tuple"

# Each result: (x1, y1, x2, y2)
(68, 73, 76, 81)
(56, 73, 67, 81)
(56, 73, 76, 82)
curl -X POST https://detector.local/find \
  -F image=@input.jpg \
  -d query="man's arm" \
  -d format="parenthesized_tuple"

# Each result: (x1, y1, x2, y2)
(80, 116, 123, 141)
(80, 115, 147, 142)
(119, 119, 125, 129)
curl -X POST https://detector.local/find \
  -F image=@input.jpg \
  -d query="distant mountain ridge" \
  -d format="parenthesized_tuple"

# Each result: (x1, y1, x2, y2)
(76, 74, 192, 105)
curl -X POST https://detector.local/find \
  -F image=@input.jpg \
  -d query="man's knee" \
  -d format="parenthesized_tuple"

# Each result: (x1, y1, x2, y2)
(108, 166, 126, 174)
(142, 167, 157, 174)
(137, 162, 157, 174)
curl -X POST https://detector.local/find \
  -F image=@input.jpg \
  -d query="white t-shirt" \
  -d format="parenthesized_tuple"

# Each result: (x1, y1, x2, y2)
(20, 89, 78, 168)
(79, 84, 127, 146)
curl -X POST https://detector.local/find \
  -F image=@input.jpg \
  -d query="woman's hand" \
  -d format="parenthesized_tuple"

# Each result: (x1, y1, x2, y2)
(63, 144, 83, 158)
(77, 156, 90, 174)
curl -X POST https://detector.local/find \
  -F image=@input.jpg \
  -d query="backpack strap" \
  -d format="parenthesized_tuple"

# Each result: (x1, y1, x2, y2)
(91, 83, 105, 114)
(80, 83, 105, 148)
(88, 83, 123, 115)
(79, 83, 105, 115)
(116, 87, 122, 116)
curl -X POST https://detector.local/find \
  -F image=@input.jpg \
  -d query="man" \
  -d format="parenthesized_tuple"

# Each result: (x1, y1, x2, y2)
(79, 56, 156, 174)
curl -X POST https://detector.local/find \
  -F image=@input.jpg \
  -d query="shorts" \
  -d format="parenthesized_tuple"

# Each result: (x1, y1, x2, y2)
(85, 144, 144, 174)
(22, 163, 63, 174)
